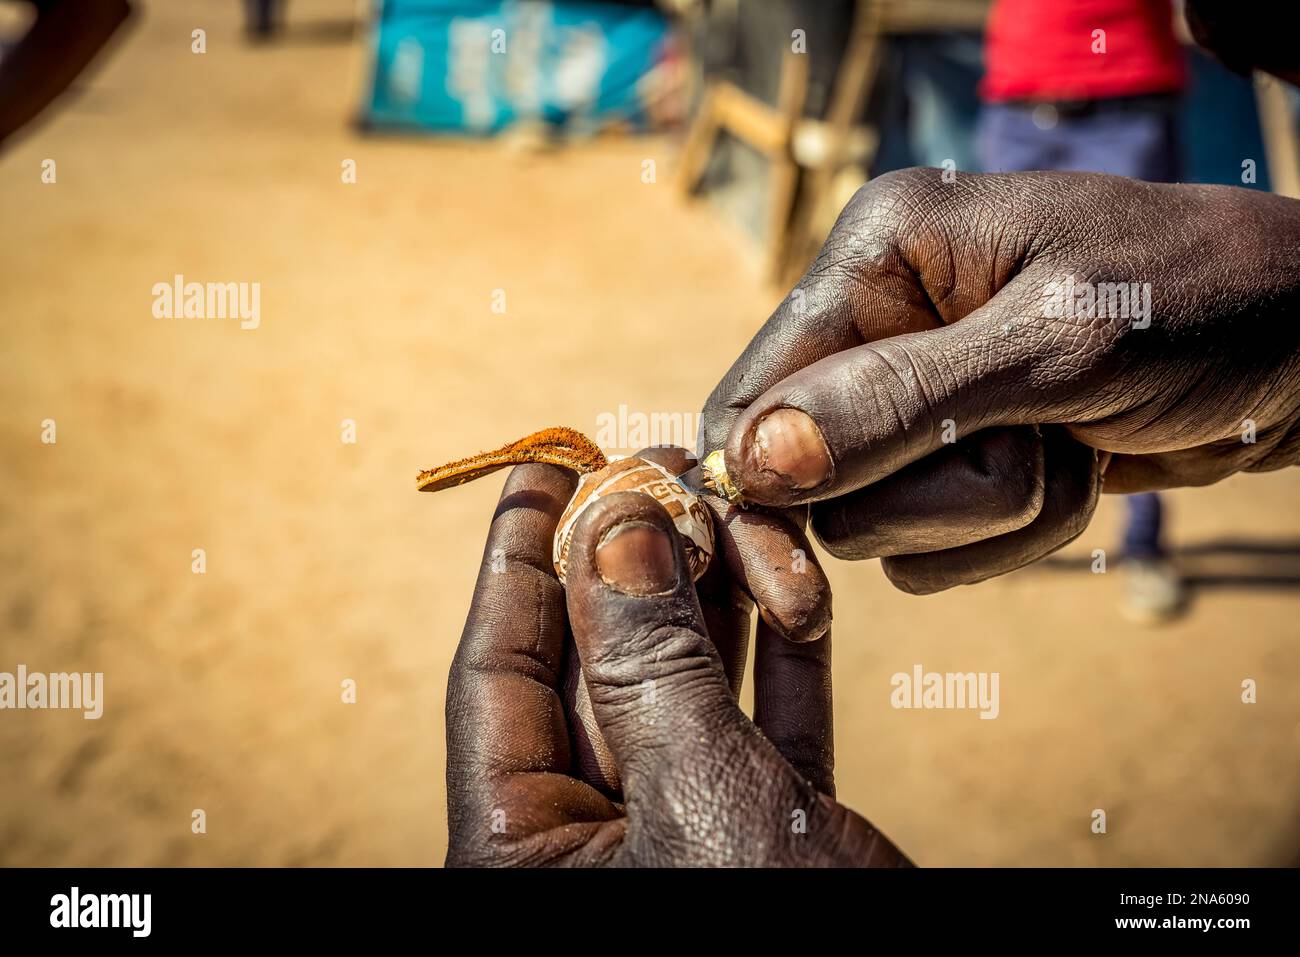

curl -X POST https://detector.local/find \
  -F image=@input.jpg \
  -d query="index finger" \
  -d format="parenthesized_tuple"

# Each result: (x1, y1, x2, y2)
(698, 174, 951, 456)
(753, 620, 836, 795)
(446, 464, 577, 792)
(695, 195, 937, 642)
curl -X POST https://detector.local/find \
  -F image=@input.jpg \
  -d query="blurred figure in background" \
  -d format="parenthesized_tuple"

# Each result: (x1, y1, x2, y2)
(977, 0, 1188, 624)
(0, 0, 130, 149)
(243, 0, 286, 41)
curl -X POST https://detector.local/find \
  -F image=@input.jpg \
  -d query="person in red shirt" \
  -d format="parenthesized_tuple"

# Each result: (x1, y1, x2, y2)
(978, 0, 1188, 623)
(982, 0, 1186, 105)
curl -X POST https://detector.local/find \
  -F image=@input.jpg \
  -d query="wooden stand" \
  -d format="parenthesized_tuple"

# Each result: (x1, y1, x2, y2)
(676, 0, 990, 287)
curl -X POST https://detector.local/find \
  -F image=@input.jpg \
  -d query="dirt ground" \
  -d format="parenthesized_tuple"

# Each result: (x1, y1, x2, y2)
(2, 0, 1298, 867)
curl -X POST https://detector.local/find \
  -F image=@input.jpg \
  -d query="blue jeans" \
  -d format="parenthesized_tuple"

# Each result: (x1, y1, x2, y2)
(977, 96, 1181, 560)
(976, 95, 1182, 181)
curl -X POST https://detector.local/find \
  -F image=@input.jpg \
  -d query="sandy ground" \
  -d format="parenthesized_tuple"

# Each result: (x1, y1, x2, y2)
(2, 0, 1299, 867)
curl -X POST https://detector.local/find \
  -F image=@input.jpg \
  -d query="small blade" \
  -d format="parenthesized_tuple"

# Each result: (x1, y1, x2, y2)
(677, 463, 716, 498)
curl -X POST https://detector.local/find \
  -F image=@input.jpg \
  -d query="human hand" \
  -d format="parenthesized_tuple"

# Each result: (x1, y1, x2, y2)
(700, 169, 1300, 593)
(443, 461, 909, 867)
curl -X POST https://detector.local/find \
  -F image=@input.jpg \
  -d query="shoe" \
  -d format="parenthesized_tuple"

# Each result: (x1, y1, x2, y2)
(1119, 557, 1187, 624)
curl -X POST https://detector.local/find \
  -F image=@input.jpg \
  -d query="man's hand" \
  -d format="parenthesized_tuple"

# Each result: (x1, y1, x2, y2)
(444, 462, 910, 867)
(701, 169, 1300, 594)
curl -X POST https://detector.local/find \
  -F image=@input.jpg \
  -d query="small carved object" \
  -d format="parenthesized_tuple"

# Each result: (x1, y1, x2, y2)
(417, 427, 716, 583)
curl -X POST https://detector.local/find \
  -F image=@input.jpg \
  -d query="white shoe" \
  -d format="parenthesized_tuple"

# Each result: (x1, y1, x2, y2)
(1119, 557, 1187, 625)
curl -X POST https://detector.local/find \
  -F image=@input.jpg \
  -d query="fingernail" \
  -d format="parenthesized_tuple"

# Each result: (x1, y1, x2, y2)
(595, 521, 678, 595)
(753, 408, 832, 490)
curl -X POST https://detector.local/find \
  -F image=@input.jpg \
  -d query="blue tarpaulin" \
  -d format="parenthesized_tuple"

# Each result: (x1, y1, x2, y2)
(363, 0, 669, 134)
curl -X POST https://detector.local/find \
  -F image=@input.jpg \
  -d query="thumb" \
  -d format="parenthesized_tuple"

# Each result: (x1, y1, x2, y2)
(564, 490, 913, 866)
(721, 279, 1076, 507)
(563, 490, 744, 787)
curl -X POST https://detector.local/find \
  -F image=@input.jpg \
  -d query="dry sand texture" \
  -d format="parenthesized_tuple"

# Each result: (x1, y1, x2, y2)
(1, 0, 1298, 866)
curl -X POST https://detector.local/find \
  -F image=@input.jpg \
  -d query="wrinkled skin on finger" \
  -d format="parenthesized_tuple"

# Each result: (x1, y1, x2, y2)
(701, 169, 1300, 591)
(562, 445, 754, 795)
(445, 464, 911, 867)
(565, 445, 832, 795)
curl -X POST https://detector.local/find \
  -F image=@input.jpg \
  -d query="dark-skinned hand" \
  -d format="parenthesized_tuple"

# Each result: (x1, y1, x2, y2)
(444, 458, 910, 867)
(700, 169, 1300, 595)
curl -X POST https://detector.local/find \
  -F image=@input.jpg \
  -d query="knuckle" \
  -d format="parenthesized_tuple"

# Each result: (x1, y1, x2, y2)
(582, 623, 720, 699)
(1001, 476, 1046, 530)
(813, 171, 933, 278)
(839, 344, 938, 456)
(810, 504, 870, 560)
(981, 446, 1046, 531)
(1056, 488, 1099, 543)
(881, 555, 948, 595)
(882, 547, 991, 594)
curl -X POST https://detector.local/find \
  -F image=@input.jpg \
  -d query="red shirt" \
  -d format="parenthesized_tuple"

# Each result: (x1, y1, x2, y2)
(981, 0, 1187, 102)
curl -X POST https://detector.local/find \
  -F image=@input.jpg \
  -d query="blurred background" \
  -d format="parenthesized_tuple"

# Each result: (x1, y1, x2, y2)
(1, 0, 1298, 866)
